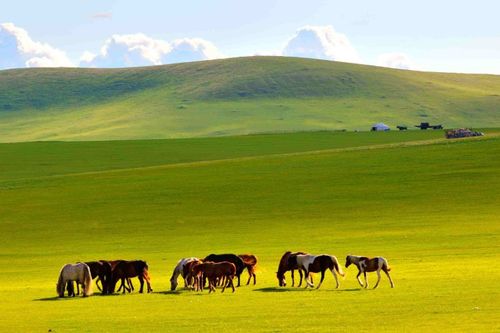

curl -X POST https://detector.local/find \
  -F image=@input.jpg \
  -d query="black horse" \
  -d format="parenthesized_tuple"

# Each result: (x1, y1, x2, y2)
(203, 254, 245, 287)
(85, 261, 112, 295)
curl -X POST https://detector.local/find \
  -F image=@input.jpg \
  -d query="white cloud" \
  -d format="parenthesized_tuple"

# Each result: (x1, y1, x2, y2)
(80, 34, 223, 68)
(282, 25, 361, 63)
(0, 23, 73, 69)
(377, 52, 415, 70)
(162, 38, 223, 64)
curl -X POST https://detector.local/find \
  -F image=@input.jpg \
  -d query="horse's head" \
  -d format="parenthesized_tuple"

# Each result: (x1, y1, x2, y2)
(345, 255, 352, 268)
(276, 271, 286, 287)
(170, 278, 178, 291)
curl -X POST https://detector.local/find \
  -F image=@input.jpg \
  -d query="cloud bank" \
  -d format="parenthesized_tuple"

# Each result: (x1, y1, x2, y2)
(0, 22, 416, 71)
(282, 25, 361, 63)
(377, 52, 415, 70)
(80, 34, 224, 68)
(0, 22, 73, 69)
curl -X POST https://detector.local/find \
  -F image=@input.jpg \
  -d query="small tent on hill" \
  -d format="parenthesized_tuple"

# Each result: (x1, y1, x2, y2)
(371, 123, 390, 131)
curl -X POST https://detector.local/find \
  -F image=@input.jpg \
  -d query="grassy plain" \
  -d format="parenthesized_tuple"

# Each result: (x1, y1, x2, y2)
(0, 130, 499, 332)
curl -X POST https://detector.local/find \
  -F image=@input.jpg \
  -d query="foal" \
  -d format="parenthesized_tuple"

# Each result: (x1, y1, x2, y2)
(345, 255, 394, 289)
(192, 261, 236, 293)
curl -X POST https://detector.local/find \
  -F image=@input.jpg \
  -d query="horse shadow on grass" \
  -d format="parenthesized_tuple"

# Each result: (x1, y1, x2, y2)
(254, 287, 363, 293)
(34, 293, 121, 301)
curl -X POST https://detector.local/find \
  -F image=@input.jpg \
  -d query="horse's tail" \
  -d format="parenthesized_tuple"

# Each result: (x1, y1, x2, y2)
(83, 265, 93, 296)
(382, 258, 391, 271)
(56, 267, 65, 297)
(332, 256, 345, 277)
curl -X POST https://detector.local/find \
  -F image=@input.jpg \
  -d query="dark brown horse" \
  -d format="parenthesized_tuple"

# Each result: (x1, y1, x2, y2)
(238, 254, 257, 285)
(294, 254, 345, 289)
(110, 260, 152, 293)
(276, 251, 307, 287)
(203, 254, 245, 287)
(192, 261, 236, 293)
(85, 261, 112, 295)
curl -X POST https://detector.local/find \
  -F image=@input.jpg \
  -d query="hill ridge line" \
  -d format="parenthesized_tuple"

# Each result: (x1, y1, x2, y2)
(0, 135, 496, 186)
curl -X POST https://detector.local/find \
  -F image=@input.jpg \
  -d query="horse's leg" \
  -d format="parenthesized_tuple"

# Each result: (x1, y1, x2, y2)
(221, 276, 227, 293)
(356, 270, 364, 287)
(237, 273, 241, 287)
(304, 270, 312, 288)
(121, 278, 130, 293)
(253, 271, 256, 285)
(96, 277, 102, 292)
(246, 268, 252, 285)
(230, 275, 235, 292)
(331, 268, 339, 288)
(128, 278, 134, 291)
(76, 282, 80, 295)
(138, 276, 145, 293)
(291, 269, 295, 287)
(316, 270, 325, 289)
(384, 268, 395, 288)
(363, 271, 368, 289)
(373, 269, 382, 289)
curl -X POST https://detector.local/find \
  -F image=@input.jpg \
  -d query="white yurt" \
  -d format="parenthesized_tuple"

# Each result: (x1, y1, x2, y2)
(371, 123, 390, 131)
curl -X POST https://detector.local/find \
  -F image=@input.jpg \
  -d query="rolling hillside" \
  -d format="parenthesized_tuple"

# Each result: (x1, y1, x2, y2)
(0, 56, 499, 142)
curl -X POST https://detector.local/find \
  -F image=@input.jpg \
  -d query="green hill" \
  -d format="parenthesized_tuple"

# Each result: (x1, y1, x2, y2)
(0, 56, 499, 142)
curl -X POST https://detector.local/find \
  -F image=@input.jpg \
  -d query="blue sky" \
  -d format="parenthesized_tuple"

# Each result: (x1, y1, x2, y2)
(1, 0, 499, 73)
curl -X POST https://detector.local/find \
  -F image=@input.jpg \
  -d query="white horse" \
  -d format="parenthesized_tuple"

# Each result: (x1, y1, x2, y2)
(345, 255, 394, 289)
(56, 263, 93, 297)
(295, 254, 344, 289)
(170, 257, 199, 291)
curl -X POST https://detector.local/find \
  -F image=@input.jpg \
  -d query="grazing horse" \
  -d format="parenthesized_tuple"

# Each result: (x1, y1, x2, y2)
(85, 261, 112, 295)
(192, 261, 236, 293)
(170, 257, 199, 291)
(110, 260, 153, 293)
(107, 260, 135, 293)
(276, 251, 307, 287)
(294, 254, 344, 289)
(56, 263, 93, 297)
(238, 254, 257, 285)
(203, 254, 245, 287)
(345, 255, 394, 289)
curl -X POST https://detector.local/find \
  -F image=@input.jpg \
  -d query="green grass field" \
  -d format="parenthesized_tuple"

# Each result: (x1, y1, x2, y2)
(1, 56, 499, 142)
(0, 130, 499, 332)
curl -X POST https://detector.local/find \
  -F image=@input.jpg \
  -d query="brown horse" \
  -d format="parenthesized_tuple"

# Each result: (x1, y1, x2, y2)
(295, 254, 344, 289)
(192, 261, 236, 293)
(276, 251, 307, 287)
(110, 260, 152, 293)
(107, 260, 135, 293)
(345, 255, 394, 289)
(182, 258, 203, 289)
(238, 254, 257, 285)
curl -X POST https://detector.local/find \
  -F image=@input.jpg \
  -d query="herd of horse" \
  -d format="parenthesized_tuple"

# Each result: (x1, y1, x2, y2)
(56, 252, 394, 297)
